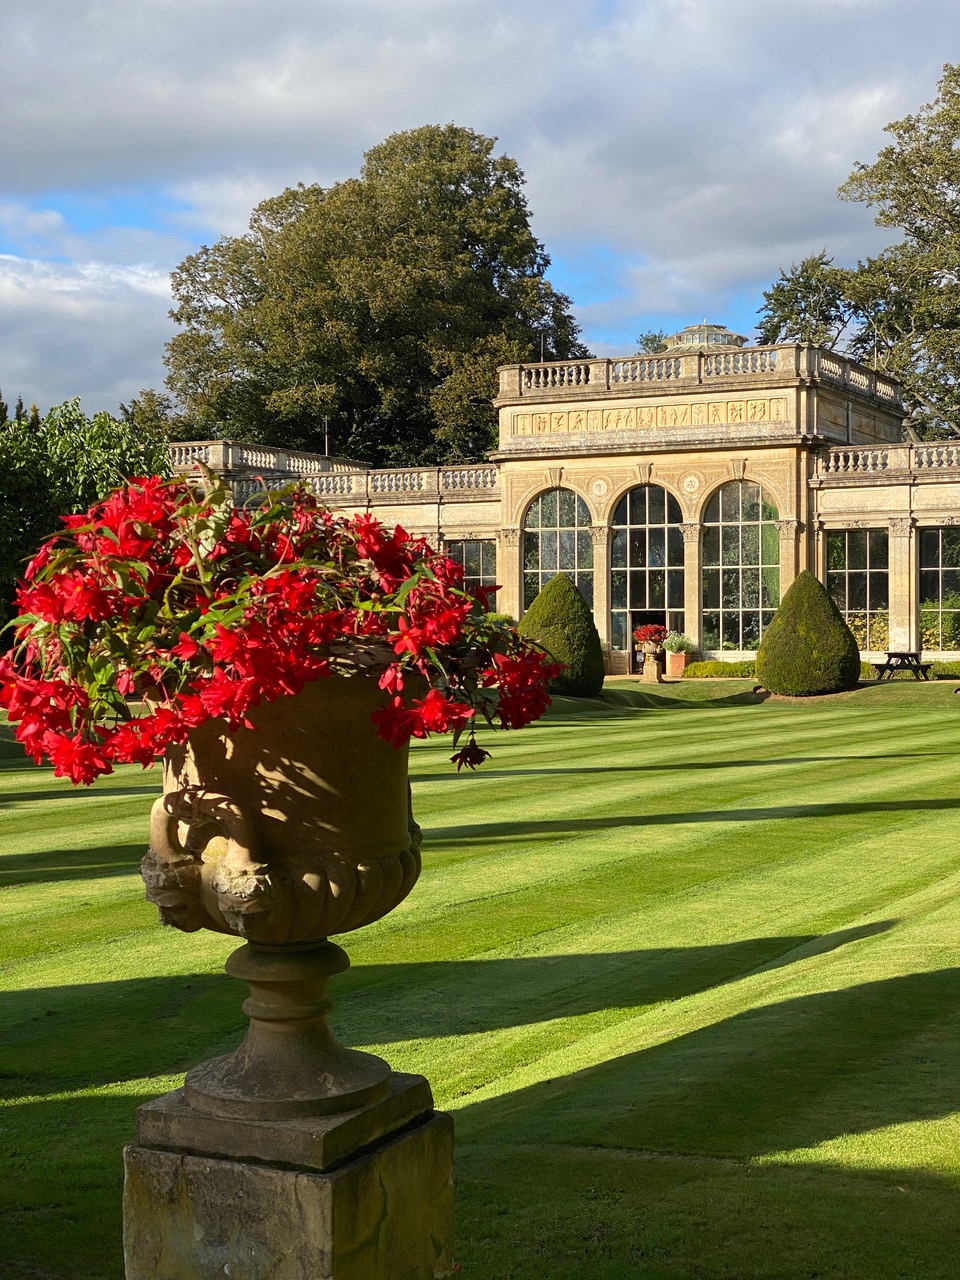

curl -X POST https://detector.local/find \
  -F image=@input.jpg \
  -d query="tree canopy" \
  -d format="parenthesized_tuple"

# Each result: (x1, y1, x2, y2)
(757, 64, 960, 438)
(165, 125, 589, 466)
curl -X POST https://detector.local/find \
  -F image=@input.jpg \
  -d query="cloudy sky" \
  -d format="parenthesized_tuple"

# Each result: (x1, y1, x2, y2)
(3, 0, 959, 416)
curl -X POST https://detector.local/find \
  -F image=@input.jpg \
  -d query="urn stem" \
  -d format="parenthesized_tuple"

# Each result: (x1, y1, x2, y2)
(184, 940, 391, 1120)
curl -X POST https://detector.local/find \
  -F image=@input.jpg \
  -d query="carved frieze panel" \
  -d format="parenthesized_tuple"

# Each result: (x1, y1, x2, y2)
(511, 397, 788, 437)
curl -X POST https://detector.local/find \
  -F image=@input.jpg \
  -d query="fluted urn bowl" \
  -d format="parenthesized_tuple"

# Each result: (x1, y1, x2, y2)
(140, 662, 422, 1120)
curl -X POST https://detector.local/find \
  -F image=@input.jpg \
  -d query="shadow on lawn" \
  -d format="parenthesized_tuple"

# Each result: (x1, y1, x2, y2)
(0, 922, 893, 1096)
(0, 842, 145, 888)
(0, 785, 158, 806)
(457, 962, 960, 1158)
(413, 753, 949, 782)
(424, 796, 960, 843)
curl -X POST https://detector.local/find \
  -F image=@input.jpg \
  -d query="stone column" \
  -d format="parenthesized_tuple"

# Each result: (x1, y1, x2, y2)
(680, 523, 702, 649)
(590, 525, 610, 660)
(775, 519, 801, 598)
(887, 517, 916, 650)
(498, 527, 523, 620)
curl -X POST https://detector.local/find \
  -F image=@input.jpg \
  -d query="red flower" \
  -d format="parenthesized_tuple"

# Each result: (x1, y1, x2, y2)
(450, 737, 491, 771)
(0, 473, 557, 782)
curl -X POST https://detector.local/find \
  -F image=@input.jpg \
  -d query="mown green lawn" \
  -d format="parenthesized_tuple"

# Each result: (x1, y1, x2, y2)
(4, 679, 960, 1278)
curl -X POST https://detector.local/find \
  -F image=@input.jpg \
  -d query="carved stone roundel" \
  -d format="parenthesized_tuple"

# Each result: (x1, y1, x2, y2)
(591, 478, 609, 498)
(681, 474, 701, 495)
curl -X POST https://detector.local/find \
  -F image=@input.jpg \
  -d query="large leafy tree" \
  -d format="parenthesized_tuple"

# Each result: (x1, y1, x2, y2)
(757, 65, 960, 438)
(165, 125, 589, 465)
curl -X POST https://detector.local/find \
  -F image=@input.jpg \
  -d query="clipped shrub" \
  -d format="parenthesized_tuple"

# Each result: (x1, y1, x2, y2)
(756, 570, 860, 696)
(683, 659, 756, 679)
(930, 660, 960, 678)
(485, 611, 517, 627)
(518, 573, 604, 697)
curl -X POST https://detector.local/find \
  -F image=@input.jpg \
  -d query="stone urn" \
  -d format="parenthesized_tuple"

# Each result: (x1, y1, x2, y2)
(639, 641, 665, 684)
(140, 660, 422, 1121)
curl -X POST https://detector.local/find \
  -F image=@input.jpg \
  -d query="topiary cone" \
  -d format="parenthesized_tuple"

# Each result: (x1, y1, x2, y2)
(756, 569, 861, 696)
(518, 573, 604, 697)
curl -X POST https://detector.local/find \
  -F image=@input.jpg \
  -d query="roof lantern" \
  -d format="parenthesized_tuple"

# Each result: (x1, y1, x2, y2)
(661, 322, 748, 352)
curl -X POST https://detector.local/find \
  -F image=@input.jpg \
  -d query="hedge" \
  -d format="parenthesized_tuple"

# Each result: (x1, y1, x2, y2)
(682, 660, 757, 679)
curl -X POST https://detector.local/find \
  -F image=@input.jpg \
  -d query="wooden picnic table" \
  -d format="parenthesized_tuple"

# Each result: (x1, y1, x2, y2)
(873, 651, 932, 681)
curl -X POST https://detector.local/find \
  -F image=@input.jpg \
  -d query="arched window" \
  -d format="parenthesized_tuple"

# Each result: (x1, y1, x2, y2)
(523, 488, 593, 610)
(702, 482, 779, 651)
(610, 485, 684, 650)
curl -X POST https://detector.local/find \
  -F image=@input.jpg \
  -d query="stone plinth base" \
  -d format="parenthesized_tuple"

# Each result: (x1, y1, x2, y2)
(641, 652, 664, 683)
(123, 1073, 455, 1280)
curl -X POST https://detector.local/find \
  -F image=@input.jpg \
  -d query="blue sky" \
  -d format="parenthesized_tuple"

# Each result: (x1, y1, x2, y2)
(3, 0, 960, 415)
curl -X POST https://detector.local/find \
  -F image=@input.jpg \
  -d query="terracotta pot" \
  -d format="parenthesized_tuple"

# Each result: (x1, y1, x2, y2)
(666, 651, 690, 679)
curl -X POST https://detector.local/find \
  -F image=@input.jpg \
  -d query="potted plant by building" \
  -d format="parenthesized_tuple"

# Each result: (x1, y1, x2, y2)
(633, 623, 669, 681)
(0, 473, 560, 1117)
(662, 631, 698, 679)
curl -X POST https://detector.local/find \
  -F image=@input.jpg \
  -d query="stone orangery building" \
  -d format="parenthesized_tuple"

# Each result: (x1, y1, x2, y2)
(170, 324, 960, 674)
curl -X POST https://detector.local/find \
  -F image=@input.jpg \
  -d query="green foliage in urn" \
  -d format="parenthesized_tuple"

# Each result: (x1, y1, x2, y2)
(756, 571, 861, 696)
(663, 631, 697, 654)
(518, 573, 604, 697)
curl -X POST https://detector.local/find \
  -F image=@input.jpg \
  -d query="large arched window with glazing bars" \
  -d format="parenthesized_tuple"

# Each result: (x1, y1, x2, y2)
(701, 481, 780, 651)
(610, 485, 684, 650)
(523, 488, 594, 610)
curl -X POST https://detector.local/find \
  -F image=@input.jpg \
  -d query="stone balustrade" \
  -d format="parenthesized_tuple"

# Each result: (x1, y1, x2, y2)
(816, 444, 960, 481)
(499, 344, 902, 406)
(168, 440, 359, 478)
(169, 441, 502, 505)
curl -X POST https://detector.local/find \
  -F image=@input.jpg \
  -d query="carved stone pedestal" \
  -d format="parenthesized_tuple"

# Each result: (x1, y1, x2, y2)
(123, 1073, 455, 1280)
(641, 652, 665, 683)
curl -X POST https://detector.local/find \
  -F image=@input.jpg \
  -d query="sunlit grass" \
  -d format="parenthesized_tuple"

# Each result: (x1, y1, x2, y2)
(3, 679, 960, 1277)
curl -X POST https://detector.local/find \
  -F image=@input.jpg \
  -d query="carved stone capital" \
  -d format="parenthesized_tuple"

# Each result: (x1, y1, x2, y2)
(444, 530, 491, 544)
(889, 517, 915, 536)
(679, 522, 701, 544)
(590, 526, 607, 545)
(774, 519, 801, 537)
(499, 527, 522, 548)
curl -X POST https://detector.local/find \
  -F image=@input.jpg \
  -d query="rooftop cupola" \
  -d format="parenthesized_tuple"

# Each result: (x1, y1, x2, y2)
(662, 322, 747, 352)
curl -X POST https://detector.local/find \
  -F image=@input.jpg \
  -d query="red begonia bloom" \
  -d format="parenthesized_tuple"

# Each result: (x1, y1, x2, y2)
(0, 474, 559, 783)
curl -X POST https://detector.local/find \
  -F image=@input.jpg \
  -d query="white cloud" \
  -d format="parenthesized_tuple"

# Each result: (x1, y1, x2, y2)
(0, 256, 172, 411)
(2, 0, 960, 403)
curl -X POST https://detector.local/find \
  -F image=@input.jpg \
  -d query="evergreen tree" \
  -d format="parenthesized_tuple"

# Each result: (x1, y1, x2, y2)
(756, 571, 860, 697)
(518, 574, 604, 697)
